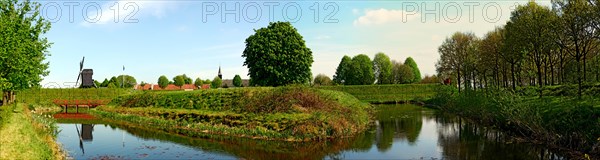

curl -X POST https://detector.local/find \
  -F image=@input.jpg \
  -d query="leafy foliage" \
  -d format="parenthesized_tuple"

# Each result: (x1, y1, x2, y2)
(347, 54, 375, 85)
(403, 57, 421, 83)
(392, 62, 413, 84)
(233, 75, 242, 87)
(373, 53, 393, 84)
(115, 75, 137, 88)
(158, 75, 169, 89)
(313, 74, 332, 86)
(211, 76, 222, 88)
(173, 75, 185, 88)
(242, 22, 313, 86)
(333, 56, 352, 85)
(194, 78, 202, 87)
(0, 0, 52, 104)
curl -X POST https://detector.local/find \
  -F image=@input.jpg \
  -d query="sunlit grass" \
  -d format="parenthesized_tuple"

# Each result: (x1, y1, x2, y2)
(0, 103, 64, 159)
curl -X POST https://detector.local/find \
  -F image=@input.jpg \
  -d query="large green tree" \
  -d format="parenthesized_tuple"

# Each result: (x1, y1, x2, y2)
(505, 2, 558, 96)
(194, 78, 202, 87)
(0, 0, 51, 104)
(437, 32, 479, 92)
(173, 75, 185, 89)
(116, 75, 137, 88)
(404, 57, 422, 83)
(158, 75, 169, 89)
(181, 74, 193, 84)
(211, 76, 222, 88)
(373, 53, 393, 84)
(392, 61, 414, 84)
(233, 75, 242, 87)
(333, 55, 352, 85)
(348, 54, 375, 85)
(553, 0, 598, 96)
(100, 78, 109, 87)
(313, 74, 332, 86)
(242, 22, 313, 86)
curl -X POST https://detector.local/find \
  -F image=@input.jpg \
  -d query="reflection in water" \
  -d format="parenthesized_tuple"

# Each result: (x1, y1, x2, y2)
(75, 124, 94, 155)
(55, 105, 565, 159)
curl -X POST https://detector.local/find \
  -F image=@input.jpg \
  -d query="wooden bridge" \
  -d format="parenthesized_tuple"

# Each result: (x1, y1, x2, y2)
(53, 99, 110, 113)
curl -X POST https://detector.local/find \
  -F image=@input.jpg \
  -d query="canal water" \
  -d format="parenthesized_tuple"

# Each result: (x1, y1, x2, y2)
(55, 104, 562, 159)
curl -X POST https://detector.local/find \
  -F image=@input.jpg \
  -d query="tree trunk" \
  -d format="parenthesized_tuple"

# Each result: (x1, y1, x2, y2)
(457, 68, 462, 93)
(511, 64, 516, 91)
(577, 56, 582, 97)
(2, 91, 7, 106)
(537, 64, 543, 98)
(551, 57, 555, 85)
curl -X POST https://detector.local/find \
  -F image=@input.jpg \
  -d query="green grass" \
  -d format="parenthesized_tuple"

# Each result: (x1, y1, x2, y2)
(17, 88, 132, 106)
(318, 84, 438, 103)
(96, 87, 372, 141)
(427, 87, 600, 157)
(0, 103, 64, 159)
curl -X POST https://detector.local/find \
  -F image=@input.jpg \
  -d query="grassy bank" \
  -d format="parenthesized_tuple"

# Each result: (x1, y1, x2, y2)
(0, 103, 64, 159)
(427, 86, 600, 157)
(318, 84, 437, 103)
(95, 87, 372, 141)
(17, 88, 131, 105)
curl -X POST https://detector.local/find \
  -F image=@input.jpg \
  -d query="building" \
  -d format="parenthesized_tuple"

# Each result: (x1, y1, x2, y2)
(221, 79, 250, 88)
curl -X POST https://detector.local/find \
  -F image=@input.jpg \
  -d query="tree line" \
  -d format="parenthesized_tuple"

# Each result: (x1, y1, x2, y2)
(95, 74, 245, 89)
(332, 53, 422, 85)
(436, 0, 600, 96)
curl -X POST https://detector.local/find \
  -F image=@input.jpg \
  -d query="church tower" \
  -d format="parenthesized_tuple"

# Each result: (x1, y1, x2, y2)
(218, 66, 222, 79)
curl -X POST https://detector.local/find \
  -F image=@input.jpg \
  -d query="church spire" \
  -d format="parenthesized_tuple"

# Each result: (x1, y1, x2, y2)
(218, 65, 222, 79)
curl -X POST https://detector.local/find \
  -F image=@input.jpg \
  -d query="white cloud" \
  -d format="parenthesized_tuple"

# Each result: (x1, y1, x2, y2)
(353, 8, 420, 26)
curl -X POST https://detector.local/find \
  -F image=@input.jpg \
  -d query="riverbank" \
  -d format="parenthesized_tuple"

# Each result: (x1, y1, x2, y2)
(318, 84, 437, 103)
(94, 87, 372, 141)
(427, 86, 600, 158)
(0, 103, 65, 159)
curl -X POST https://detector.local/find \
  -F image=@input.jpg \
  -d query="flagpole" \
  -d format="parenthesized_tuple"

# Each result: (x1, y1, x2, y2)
(122, 65, 125, 88)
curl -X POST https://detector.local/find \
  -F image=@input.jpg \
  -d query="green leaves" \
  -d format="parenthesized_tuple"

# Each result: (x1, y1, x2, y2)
(158, 75, 169, 89)
(404, 57, 421, 83)
(0, 0, 51, 93)
(373, 53, 393, 84)
(242, 22, 313, 86)
(233, 75, 242, 87)
(211, 76, 222, 89)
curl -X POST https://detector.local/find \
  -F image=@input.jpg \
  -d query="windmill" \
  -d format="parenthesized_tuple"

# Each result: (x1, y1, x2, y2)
(75, 57, 96, 88)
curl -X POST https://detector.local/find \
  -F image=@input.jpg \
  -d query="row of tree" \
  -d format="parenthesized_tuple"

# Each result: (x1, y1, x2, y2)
(94, 74, 245, 89)
(94, 75, 137, 88)
(436, 0, 600, 96)
(332, 53, 422, 85)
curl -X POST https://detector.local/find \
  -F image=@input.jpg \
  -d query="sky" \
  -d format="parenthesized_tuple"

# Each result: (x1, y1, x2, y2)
(36, 0, 552, 88)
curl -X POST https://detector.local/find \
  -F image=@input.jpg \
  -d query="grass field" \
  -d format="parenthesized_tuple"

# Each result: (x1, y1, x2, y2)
(16, 88, 132, 106)
(318, 84, 438, 103)
(96, 87, 372, 141)
(0, 103, 64, 159)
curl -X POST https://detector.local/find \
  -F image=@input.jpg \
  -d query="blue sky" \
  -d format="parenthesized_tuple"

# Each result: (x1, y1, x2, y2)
(36, 0, 551, 88)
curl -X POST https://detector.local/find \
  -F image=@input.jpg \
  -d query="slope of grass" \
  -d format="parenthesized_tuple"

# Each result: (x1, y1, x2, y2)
(0, 103, 64, 159)
(97, 87, 372, 141)
(318, 84, 437, 103)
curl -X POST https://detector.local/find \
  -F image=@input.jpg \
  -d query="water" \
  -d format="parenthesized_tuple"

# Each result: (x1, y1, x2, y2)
(55, 104, 563, 159)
